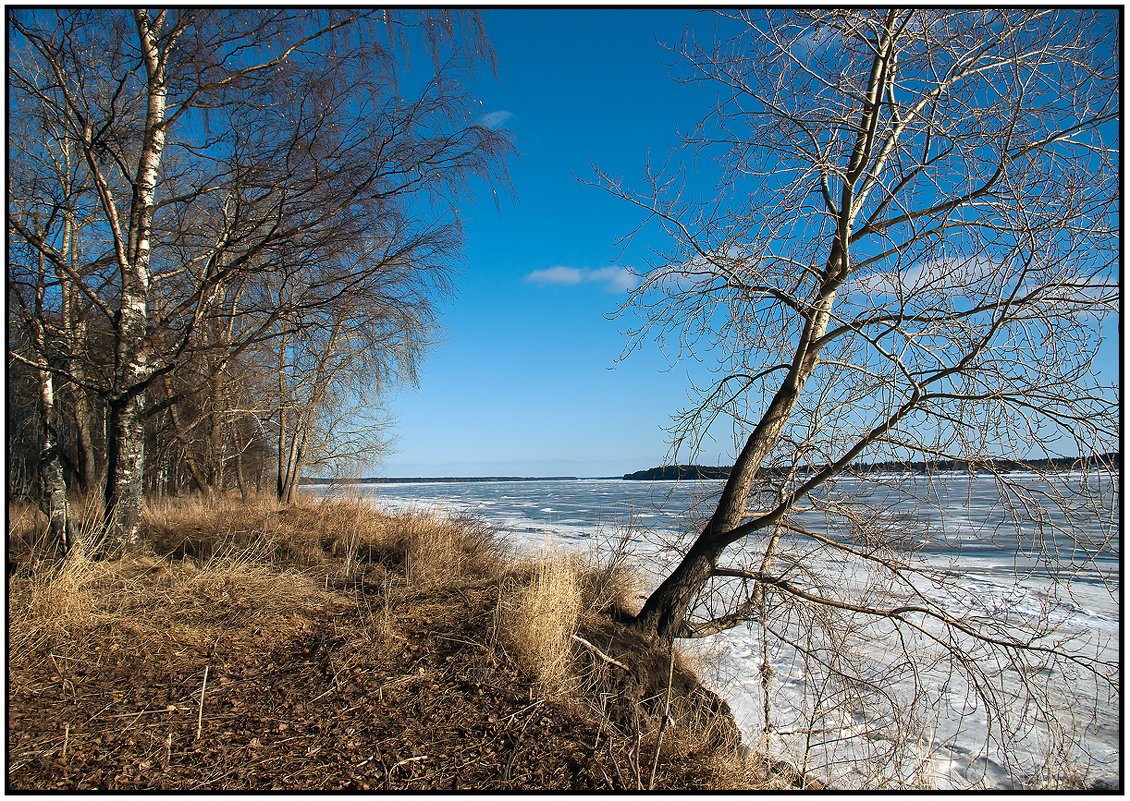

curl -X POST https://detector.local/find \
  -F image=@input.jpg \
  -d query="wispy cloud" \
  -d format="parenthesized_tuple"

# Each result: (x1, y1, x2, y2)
(526, 265, 640, 292)
(479, 110, 514, 130)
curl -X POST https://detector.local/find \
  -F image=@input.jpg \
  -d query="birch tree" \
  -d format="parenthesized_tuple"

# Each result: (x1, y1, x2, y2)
(9, 8, 509, 546)
(269, 247, 437, 504)
(606, 8, 1118, 785)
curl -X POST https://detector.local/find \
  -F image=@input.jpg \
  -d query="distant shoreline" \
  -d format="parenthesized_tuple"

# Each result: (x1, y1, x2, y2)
(622, 453, 1119, 482)
(301, 453, 1117, 486)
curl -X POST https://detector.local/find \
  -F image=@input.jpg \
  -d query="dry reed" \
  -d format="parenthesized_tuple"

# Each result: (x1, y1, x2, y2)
(504, 550, 583, 695)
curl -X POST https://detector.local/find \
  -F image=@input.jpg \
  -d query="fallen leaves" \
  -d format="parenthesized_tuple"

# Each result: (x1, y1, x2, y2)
(9, 553, 734, 792)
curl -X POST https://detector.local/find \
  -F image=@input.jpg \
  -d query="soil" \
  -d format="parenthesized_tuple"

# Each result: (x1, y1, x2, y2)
(8, 569, 741, 791)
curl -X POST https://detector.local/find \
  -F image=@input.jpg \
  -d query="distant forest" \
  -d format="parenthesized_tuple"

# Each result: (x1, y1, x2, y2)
(623, 454, 1120, 481)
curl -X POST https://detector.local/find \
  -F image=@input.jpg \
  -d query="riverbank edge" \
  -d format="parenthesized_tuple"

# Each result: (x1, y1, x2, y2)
(8, 494, 812, 791)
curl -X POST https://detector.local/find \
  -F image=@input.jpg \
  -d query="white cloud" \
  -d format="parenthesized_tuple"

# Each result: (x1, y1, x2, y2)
(478, 110, 514, 130)
(525, 265, 640, 292)
(846, 257, 1005, 297)
(845, 258, 1118, 319)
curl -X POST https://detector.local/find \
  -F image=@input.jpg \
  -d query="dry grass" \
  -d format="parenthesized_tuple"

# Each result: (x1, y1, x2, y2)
(9, 524, 339, 676)
(400, 512, 499, 587)
(8, 492, 506, 677)
(502, 550, 583, 695)
(9, 504, 123, 665)
(8, 492, 770, 790)
(582, 522, 647, 616)
(710, 750, 825, 790)
(10, 549, 116, 665)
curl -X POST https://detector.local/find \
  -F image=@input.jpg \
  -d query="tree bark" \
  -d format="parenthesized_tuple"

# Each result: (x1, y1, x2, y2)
(71, 390, 99, 494)
(101, 10, 169, 545)
(36, 356, 74, 555)
(629, 16, 901, 643)
(208, 363, 226, 493)
(104, 394, 146, 547)
(162, 376, 210, 494)
(235, 448, 248, 498)
(29, 241, 75, 553)
(282, 444, 303, 505)
(634, 275, 844, 641)
(633, 235, 855, 640)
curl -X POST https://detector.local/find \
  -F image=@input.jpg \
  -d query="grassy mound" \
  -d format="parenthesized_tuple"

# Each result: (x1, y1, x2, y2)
(8, 495, 787, 791)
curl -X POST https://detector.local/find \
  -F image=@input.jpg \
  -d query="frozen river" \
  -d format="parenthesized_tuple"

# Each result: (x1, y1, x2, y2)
(312, 474, 1119, 790)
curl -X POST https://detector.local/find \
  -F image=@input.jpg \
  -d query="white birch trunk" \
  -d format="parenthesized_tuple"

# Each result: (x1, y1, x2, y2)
(104, 11, 170, 545)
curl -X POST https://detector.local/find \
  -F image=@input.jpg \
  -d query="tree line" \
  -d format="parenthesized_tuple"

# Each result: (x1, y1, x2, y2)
(8, 8, 511, 553)
(623, 454, 1119, 482)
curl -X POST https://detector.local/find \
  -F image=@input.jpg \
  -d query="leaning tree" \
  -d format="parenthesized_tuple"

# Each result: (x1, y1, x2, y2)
(605, 8, 1118, 786)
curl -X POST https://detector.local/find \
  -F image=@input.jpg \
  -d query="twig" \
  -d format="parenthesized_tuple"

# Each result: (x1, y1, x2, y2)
(598, 763, 615, 791)
(571, 634, 630, 672)
(392, 755, 429, 768)
(433, 634, 488, 652)
(108, 708, 174, 719)
(391, 754, 429, 774)
(593, 698, 607, 753)
(606, 733, 627, 789)
(49, 653, 76, 698)
(503, 707, 539, 784)
(501, 698, 544, 726)
(634, 724, 643, 790)
(61, 724, 70, 762)
(647, 648, 676, 790)
(196, 665, 210, 740)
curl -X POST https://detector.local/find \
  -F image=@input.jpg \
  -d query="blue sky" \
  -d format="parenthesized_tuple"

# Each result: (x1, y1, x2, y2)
(380, 9, 716, 477)
(376, 9, 1121, 478)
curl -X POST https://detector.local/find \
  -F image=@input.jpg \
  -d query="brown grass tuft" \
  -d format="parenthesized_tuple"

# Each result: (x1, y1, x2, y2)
(402, 513, 462, 586)
(503, 550, 583, 695)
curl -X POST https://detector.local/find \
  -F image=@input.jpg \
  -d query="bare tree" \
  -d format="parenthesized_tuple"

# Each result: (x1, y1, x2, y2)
(268, 244, 438, 504)
(9, 8, 510, 546)
(604, 8, 1118, 786)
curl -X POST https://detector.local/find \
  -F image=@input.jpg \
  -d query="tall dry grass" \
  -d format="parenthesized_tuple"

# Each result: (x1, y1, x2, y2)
(10, 493, 509, 665)
(502, 550, 583, 694)
(8, 494, 372, 668)
(9, 498, 122, 663)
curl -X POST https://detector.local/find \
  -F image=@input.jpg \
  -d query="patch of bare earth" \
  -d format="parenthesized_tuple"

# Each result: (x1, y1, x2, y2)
(8, 496, 780, 790)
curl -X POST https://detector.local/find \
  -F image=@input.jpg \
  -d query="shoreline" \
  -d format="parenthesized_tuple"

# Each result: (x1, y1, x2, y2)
(8, 495, 775, 791)
(313, 480, 1120, 790)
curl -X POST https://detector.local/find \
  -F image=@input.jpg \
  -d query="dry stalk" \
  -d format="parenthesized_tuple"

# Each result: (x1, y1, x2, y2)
(647, 647, 677, 789)
(196, 665, 210, 740)
(571, 634, 630, 673)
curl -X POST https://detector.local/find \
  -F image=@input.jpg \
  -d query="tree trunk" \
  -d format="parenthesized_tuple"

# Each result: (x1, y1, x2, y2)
(632, 325, 832, 640)
(163, 376, 210, 494)
(104, 394, 146, 547)
(36, 363, 74, 555)
(235, 448, 248, 498)
(208, 362, 226, 493)
(627, 21, 898, 641)
(31, 244, 75, 553)
(100, 10, 169, 547)
(60, 220, 100, 496)
(633, 536, 729, 640)
(276, 336, 289, 502)
(633, 270, 847, 642)
(279, 442, 303, 505)
(71, 391, 100, 495)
